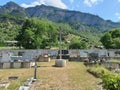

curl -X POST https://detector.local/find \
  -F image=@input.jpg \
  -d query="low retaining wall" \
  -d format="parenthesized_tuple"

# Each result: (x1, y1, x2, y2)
(0, 62, 30, 69)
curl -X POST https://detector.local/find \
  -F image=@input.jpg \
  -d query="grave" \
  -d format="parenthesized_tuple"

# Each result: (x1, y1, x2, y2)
(21, 62, 30, 68)
(36, 54, 50, 62)
(8, 76, 18, 80)
(0, 63, 3, 69)
(13, 62, 21, 68)
(3, 62, 11, 69)
(0, 82, 10, 88)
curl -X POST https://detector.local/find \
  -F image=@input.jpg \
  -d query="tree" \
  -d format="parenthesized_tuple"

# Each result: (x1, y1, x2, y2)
(69, 38, 88, 49)
(101, 28, 120, 49)
(16, 18, 58, 49)
(101, 33, 112, 49)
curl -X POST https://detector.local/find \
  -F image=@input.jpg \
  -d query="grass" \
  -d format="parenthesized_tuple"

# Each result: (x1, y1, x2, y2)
(110, 59, 120, 63)
(87, 64, 112, 78)
(0, 68, 33, 90)
(0, 60, 101, 90)
(0, 47, 19, 50)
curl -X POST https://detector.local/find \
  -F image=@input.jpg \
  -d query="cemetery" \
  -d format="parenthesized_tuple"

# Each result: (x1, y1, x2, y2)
(0, 49, 120, 69)
(0, 49, 120, 90)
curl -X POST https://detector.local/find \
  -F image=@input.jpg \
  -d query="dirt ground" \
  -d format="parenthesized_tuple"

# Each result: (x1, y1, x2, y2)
(30, 60, 101, 90)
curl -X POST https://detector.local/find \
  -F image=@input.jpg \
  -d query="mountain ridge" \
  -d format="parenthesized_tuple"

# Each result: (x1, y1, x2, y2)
(0, 1, 28, 17)
(25, 4, 120, 32)
(0, 1, 120, 32)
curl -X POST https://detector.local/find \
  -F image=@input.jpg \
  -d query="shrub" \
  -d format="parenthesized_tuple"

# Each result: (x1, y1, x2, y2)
(87, 65, 120, 90)
(87, 66, 109, 78)
(102, 74, 120, 90)
(0, 41, 6, 47)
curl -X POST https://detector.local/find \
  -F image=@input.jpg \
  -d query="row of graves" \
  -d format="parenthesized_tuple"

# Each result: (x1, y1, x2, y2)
(56, 49, 120, 73)
(68, 50, 120, 72)
(69, 50, 108, 62)
(0, 49, 120, 69)
(69, 49, 120, 61)
(0, 50, 55, 69)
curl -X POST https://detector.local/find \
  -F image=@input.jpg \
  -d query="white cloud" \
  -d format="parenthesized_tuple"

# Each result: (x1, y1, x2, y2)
(21, 2, 41, 8)
(84, 0, 103, 7)
(118, 0, 120, 2)
(115, 12, 120, 19)
(21, 0, 67, 9)
(69, 0, 74, 3)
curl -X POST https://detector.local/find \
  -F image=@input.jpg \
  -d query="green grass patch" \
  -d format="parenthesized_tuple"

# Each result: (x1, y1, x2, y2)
(110, 59, 120, 63)
(87, 65, 111, 78)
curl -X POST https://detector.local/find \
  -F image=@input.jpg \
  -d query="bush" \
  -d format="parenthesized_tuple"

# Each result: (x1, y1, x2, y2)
(87, 65, 120, 90)
(0, 41, 6, 47)
(102, 74, 120, 90)
(87, 67, 105, 78)
(87, 66, 110, 78)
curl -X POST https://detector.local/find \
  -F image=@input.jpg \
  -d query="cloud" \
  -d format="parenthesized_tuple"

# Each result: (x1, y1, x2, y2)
(21, 2, 41, 8)
(115, 12, 120, 19)
(83, 0, 103, 7)
(21, 0, 67, 9)
(118, 0, 120, 2)
(69, 0, 74, 3)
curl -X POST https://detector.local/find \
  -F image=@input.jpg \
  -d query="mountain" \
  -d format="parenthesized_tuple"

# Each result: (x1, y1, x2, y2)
(0, 2, 120, 32)
(0, 2, 27, 41)
(0, 1, 28, 17)
(26, 5, 120, 32)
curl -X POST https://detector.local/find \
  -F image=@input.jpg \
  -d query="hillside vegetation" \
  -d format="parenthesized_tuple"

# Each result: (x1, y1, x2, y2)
(0, 15, 102, 49)
(0, 1, 120, 49)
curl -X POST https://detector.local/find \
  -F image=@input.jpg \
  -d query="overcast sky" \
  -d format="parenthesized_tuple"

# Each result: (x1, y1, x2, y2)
(0, 0, 120, 22)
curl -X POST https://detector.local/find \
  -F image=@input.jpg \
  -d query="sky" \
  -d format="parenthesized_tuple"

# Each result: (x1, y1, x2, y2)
(0, 0, 120, 22)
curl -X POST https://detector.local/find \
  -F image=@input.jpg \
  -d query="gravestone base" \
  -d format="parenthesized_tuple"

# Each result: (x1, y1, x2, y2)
(55, 59, 66, 67)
